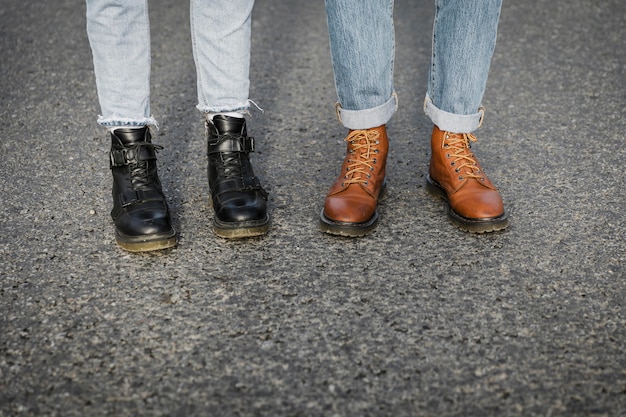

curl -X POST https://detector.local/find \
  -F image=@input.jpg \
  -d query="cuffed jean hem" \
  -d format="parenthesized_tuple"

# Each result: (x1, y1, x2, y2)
(196, 101, 251, 115)
(423, 94, 484, 134)
(97, 115, 159, 129)
(336, 93, 398, 130)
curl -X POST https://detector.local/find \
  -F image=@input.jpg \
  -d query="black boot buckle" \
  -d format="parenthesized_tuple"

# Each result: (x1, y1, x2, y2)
(110, 143, 162, 168)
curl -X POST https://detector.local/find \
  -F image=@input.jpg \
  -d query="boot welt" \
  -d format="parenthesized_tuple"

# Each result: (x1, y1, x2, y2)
(212, 215, 270, 239)
(319, 209, 379, 237)
(115, 228, 178, 252)
(426, 175, 509, 233)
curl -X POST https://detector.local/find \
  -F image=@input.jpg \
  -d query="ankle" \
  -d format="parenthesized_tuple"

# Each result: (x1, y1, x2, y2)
(207, 112, 245, 121)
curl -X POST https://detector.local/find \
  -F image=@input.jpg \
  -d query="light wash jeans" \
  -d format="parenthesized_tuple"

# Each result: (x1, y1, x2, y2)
(325, 0, 502, 133)
(86, 0, 255, 128)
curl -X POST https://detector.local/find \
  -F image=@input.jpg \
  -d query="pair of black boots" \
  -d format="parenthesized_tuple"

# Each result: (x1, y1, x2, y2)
(109, 116, 269, 252)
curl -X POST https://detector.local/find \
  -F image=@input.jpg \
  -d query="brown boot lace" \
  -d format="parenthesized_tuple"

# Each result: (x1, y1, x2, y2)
(342, 129, 381, 187)
(443, 132, 485, 182)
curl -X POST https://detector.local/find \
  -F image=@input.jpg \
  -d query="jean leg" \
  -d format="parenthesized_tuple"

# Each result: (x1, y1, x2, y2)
(325, 0, 397, 129)
(191, 0, 254, 114)
(425, 0, 502, 133)
(86, 0, 155, 127)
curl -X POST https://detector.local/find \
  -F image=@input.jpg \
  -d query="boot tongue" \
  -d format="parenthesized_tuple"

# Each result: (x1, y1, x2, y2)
(113, 127, 151, 145)
(111, 127, 157, 161)
(212, 115, 246, 136)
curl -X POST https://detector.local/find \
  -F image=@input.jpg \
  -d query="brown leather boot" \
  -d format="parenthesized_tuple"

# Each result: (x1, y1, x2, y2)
(320, 125, 388, 237)
(427, 125, 508, 233)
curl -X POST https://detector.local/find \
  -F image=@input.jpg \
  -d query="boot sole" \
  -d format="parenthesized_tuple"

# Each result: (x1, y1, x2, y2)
(319, 210, 379, 237)
(115, 229, 178, 252)
(426, 175, 509, 233)
(319, 182, 387, 237)
(213, 215, 270, 239)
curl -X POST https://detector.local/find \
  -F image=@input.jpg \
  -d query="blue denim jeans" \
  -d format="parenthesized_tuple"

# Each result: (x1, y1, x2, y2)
(325, 0, 502, 133)
(86, 0, 255, 128)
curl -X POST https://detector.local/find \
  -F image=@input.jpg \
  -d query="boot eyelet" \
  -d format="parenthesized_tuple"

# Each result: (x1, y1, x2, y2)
(455, 168, 460, 173)
(450, 161, 455, 166)
(364, 181, 369, 186)
(459, 176, 464, 180)
(367, 174, 372, 178)
(341, 182, 345, 187)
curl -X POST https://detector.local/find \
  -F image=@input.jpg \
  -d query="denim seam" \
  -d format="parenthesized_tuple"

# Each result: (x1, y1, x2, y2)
(190, 0, 205, 109)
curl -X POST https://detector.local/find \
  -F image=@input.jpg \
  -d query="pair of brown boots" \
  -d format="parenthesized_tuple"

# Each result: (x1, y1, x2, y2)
(320, 125, 509, 236)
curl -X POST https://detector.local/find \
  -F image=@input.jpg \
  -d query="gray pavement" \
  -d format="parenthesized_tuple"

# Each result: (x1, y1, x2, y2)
(1, 0, 625, 416)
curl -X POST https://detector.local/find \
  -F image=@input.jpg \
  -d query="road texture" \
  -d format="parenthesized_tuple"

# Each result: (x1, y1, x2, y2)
(1, 0, 624, 416)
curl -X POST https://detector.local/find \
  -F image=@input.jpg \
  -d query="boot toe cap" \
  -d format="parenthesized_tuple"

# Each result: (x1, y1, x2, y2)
(115, 207, 173, 237)
(215, 195, 268, 223)
(323, 195, 376, 224)
(452, 189, 505, 220)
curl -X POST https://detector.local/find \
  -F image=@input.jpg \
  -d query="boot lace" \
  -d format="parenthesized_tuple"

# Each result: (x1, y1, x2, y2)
(128, 143, 163, 190)
(442, 132, 483, 181)
(343, 129, 381, 186)
(211, 133, 266, 196)
(214, 134, 245, 180)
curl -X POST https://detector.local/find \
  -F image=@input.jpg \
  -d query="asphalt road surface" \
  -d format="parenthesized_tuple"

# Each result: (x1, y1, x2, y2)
(1, 1, 624, 416)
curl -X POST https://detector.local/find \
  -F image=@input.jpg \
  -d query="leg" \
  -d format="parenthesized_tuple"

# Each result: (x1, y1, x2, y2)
(86, 0, 155, 127)
(190, 0, 269, 238)
(86, 0, 176, 251)
(425, 0, 508, 233)
(425, 0, 502, 132)
(320, 0, 395, 237)
(325, 0, 396, 129)
(191, 0, 254, 114)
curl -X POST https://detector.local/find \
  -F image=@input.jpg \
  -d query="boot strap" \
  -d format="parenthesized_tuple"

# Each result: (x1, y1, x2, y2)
(119, 189, 165, 208)
(207, 136, 254, 154)
(110, 143, 160, 168)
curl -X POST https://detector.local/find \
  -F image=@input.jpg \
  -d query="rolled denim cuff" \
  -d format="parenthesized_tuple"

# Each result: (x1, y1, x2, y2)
(336, 93, 397, 130)
(423, 94, 484, 133)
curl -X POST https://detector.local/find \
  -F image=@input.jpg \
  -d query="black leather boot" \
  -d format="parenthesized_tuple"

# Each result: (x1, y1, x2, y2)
(207, 115, 269, 238)
(109, 127, 177, 252)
